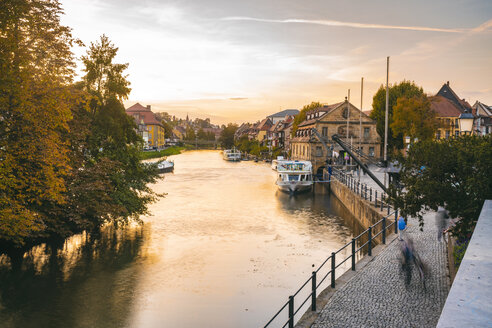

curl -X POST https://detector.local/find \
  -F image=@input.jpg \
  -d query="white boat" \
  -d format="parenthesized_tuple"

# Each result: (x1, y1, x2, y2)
(223, 148, 241, 161)
(157, 160, 174, 173)
(276, 161, 313, 194)
(271, 156, 286, 170)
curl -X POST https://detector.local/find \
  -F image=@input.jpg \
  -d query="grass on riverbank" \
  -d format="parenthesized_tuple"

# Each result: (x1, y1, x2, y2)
(138, 146, 191, 160)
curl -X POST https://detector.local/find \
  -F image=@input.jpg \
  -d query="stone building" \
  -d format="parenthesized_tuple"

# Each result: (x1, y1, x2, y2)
(290, 100, 381, 174)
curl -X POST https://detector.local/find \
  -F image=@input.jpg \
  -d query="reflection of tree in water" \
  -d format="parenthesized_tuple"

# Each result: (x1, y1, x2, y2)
(0, 225, 147, 328)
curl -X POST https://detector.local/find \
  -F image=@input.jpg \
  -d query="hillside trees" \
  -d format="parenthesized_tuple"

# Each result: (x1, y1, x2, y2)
(219, 124, 238, 149)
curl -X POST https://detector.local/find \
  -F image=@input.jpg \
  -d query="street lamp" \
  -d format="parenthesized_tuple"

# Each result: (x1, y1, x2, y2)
(458, 112, 474, 135)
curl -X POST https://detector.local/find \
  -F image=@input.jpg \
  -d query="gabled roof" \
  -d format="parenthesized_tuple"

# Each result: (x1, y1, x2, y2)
(257, 118, 273, 130)
(473, 101, 492, 117)
(430, 96, 462, 117)
(267, 109, 299, 118)
(436, 82, 471, 113)
(306, 102, 344, 116)
(270, 121, 283, 132)
(126, 103, 163, 126)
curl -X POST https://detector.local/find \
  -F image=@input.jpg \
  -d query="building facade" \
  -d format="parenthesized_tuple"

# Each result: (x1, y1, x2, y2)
(290, 100, 381, 174)
(126, 103, 165, 149)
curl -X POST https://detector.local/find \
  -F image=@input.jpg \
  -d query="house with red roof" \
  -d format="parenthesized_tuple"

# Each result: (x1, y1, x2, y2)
(126, 103, 165, 149)
(431, 82, 474, 139)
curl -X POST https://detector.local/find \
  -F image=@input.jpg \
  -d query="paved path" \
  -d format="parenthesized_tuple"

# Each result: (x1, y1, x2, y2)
(311, 211, 449, 328)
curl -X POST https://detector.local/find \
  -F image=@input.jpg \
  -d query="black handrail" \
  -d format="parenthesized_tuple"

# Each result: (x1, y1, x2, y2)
(263, 171, 398, 328)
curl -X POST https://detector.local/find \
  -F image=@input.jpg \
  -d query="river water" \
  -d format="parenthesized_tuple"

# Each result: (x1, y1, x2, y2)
(0, 150, 359, 328)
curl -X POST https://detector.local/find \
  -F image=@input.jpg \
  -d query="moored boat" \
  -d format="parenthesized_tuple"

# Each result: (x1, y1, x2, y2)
(223, 148, 241, 161)
(275, 160, 313, 194)
(271, 156, 286, 170)
(157, 160, 174, 173)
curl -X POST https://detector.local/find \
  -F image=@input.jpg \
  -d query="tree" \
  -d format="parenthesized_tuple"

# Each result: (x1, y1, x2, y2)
(390, 95, 439, 143)
(291, 102, 322, 137)
(370, 81, 425, 151)
(0, 0, 77, 246)
(219, 124, 238, 149)
(391, 135, 492, 240)
(185, 126, 196, 140)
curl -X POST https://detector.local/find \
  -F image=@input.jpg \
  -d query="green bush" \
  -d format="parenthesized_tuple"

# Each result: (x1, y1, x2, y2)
(453, 240, 469, 268)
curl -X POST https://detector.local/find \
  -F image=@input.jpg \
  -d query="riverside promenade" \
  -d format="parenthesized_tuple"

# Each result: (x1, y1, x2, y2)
(305, 167, 450, 328)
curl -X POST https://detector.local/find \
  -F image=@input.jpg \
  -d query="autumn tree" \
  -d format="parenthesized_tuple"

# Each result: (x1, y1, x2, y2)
(0, 0, 77, 246)
(390, 95, 439, 143)
(370, 81, 425, 151)
(291, 102, 322, 137)
(391, 135, 492, 240)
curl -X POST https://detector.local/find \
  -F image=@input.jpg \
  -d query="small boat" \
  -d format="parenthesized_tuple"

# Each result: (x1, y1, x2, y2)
(276, 160, 313, 194)
(271, 156, 285, 170)
(223, 148, 241, 161)
(157, 160, 174, 173)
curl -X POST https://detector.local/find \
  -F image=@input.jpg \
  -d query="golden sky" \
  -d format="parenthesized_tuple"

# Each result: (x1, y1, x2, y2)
(62, 0, 492, 124)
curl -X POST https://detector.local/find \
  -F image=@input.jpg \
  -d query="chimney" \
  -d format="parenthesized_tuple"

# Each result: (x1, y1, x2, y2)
(446, 81, 449, 86)
(146, 105, 151, 110)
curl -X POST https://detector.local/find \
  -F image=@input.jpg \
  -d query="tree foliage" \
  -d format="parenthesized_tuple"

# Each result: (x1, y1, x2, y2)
(0, 0, 76, 245)
(291, 102, 322, 137)
(219, 124, 238, 149)
(391, 135, 492, 240)
(391, 95, 439, 142)
(0, 1, 161, 249)
(370, 81, 425, 152)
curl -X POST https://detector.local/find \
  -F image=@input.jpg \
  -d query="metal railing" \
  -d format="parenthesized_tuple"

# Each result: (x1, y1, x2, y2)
(330, 168, 393, 215)
(263, 170, 398, 328)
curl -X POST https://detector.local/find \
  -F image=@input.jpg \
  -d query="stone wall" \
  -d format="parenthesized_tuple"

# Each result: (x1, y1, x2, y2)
(329, 179, 390, 242)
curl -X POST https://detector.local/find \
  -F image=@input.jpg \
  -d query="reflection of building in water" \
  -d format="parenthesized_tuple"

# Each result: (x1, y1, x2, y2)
(0, 224, 148, 328)
(291, 100, 381, 174)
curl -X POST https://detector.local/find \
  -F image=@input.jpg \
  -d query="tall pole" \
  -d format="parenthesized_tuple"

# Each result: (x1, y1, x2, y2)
(346, 89, 350, 140)
(359, 77, 363, 181)
(384, 57, 390, 187)
(360, 77, 363, 153)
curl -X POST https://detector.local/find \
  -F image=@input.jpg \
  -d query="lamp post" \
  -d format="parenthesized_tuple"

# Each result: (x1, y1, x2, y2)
(458, 112, 474, 135)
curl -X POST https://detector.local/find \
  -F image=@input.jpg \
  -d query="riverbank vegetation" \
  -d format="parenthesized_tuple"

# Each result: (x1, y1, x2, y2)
(138, 146, 191, 160)
(0, 1, 161, 252)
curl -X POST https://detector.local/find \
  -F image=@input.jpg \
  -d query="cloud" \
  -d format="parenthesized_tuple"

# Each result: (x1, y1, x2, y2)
(222, 16, 467, 33)
(471, 18, 492, 33)
(229, 97, 248, 100)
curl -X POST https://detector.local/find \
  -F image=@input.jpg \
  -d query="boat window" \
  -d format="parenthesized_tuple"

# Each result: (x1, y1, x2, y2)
(288, 175, 299, 181)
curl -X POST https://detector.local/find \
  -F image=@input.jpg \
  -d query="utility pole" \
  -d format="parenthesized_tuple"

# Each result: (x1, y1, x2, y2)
(384, 56, 390, 187)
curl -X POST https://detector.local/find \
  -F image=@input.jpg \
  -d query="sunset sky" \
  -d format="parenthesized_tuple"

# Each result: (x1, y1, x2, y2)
(61, 0, 492, 124)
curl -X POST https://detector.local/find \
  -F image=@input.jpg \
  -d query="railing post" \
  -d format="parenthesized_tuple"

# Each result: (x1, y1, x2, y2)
(382, 216, 386, 244)
(387, 202, 390, 215)
(368, 226, 372, 256)
(375, 191, 378, 207)
(394, 209, 398, 234)
(370, 188, 372, 202)
(331, 252, 336, 288)
(288, 296, 294, 328)
(351, 238, 356, 270)
(380, 195, 384, 211)
(311, 271, 317, 311)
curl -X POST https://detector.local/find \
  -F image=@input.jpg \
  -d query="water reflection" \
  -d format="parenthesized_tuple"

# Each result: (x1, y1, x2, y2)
(0, 225, 146, 328)
(0, 151, 361, 328)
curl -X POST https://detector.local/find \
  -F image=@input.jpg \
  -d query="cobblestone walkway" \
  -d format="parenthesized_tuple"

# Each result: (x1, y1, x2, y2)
(311, 212, 449, 328)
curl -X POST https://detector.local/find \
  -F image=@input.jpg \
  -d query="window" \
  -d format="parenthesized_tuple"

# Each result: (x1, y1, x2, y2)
(369, 147, 375, 157)
(364, 127, 370, 139)
(445, 130, 450, 139)
(455, 130, 459, 137)
(436, 131, 441, 139)
(342, 108, 349, 119)
(322, 127, 328, 137)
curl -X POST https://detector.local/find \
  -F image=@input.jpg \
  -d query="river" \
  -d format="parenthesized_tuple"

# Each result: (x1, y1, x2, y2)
(0, 150, 359, 328)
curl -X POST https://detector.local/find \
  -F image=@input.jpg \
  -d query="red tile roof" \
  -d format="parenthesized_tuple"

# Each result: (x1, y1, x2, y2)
(257, 118, 273, 131)
(430, 96, 463, 117)
(126, 103, 163, 126)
